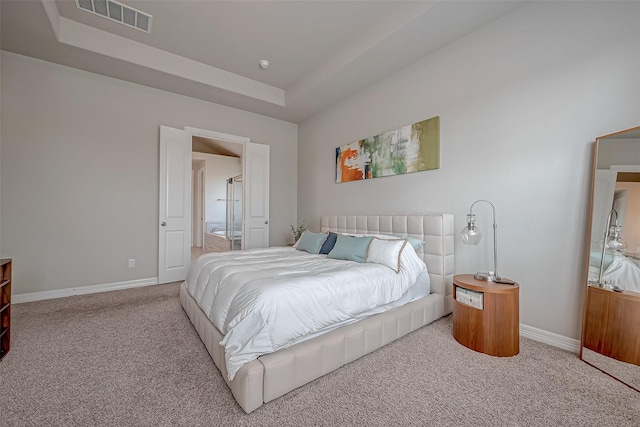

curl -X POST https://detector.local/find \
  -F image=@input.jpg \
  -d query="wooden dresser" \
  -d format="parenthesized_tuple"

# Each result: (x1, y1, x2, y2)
(0, 259, 12, 361)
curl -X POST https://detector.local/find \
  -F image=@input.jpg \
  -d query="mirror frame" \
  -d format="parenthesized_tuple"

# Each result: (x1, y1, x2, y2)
(579, 125, 640, 392)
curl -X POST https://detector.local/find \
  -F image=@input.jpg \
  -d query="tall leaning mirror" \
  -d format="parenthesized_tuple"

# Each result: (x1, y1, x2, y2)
(580, 126, 640, 392)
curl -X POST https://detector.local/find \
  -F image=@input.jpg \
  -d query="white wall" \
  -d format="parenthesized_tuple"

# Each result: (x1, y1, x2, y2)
(0, 51, 297, 295)
(297, 1, 640, 340)
(597, 138, 640, 169)
(192, 152, 242, 224)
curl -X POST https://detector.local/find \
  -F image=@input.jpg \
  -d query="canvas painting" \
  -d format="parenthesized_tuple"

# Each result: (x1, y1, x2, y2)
(335, 116, 439, 183)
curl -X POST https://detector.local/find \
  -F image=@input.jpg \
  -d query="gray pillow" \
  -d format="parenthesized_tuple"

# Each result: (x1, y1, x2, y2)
(295, 231, 328, 254)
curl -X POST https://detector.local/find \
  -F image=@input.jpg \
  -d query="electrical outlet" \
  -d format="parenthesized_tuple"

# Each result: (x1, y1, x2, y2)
(128, 259, 135, 268)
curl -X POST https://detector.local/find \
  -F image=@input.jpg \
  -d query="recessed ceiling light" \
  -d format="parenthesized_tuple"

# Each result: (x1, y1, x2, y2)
(75, 0, 152, 33)
(259, 60, 270, 70)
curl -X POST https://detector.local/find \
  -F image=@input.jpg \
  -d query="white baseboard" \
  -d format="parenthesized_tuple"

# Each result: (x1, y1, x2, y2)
(520, 323, 580, 353)
(13, 277, 159, 303)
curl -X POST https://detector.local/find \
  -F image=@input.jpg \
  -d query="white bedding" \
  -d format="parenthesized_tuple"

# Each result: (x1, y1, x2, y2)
(589, 254, 640, 293)
(185, 245, 427, 380)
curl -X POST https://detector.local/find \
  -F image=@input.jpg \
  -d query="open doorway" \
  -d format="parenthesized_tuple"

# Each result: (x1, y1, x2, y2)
(158, 125, 270, 284)
(191, 135, 243, 261)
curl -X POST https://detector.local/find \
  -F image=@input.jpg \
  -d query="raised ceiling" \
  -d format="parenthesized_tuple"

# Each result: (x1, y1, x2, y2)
(193, 136, 242, 158)
(1, 1, 527, 123)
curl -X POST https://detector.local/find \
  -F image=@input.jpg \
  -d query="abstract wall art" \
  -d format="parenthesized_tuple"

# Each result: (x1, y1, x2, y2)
(335, 116, 440, 183)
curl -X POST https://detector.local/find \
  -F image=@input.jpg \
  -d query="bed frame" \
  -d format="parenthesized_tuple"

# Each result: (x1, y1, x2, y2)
(180, 213, 454, 413)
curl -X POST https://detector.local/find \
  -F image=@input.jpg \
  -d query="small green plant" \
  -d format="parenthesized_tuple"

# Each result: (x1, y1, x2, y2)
(290, 220, 307, 242)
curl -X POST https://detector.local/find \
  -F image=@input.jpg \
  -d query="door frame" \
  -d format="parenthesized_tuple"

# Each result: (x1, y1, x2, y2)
(191, 165, 205, 248)
(159, 125, 269, 283)
(185, 127, 249, 249)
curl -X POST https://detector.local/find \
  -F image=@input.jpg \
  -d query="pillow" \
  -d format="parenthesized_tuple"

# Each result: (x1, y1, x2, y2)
(341, 232, 424, 250)
(295, 231, 328, 254)
(319, 232, 338, 254)
(392, 234, 425, 250)
(407, 237, 424, 250)
(589, 249, 614, 269)
(327, 235, 373, 263)
(341, 232, 395, 239)
(370, 233, 399, 240)
(366, 238, 408, 273)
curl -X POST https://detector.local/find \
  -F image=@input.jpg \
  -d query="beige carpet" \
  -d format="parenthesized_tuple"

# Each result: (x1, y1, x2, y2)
(1, 283, 638, 426)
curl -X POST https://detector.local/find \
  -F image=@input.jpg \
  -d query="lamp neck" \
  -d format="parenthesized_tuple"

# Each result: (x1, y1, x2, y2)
(469, 199, 497, 222)
(607, 209, 619, 230)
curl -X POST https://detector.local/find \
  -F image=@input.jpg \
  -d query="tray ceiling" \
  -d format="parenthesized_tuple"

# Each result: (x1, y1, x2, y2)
(1, 1, 527, 123)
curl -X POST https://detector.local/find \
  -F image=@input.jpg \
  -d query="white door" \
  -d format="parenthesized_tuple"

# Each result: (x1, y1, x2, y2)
(191, 167, 204, 248)
(243, 142, 270, 249)
(198, 168, 205, 248)
(159, 126, 192, 283)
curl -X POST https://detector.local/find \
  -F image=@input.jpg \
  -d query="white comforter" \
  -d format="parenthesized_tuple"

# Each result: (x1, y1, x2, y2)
(186, 246, 427, 380)
(598, 255, 640, 293)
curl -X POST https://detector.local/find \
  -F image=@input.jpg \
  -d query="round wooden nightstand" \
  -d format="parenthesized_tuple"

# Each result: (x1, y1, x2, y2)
(452, 274, 520, 357)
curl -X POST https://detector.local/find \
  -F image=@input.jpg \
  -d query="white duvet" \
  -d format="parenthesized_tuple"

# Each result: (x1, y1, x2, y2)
(186, 246, 427, 380)
(598, 255, 640, 293)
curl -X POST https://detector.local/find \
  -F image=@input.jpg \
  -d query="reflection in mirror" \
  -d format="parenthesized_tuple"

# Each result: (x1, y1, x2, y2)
(589, 171, 640, 292)
(581, 126, 640, 392)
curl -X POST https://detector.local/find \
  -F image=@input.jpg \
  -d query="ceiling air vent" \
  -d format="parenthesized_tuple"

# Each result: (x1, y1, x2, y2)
(76, 0, 152, 33)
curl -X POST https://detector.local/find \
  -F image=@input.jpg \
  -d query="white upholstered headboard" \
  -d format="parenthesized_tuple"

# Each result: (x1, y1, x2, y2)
(321, 214, 455, 314)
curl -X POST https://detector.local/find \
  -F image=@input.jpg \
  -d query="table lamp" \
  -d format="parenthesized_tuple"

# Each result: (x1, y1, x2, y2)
(461, 199, 500, 281)
(598, 209, 627, 287)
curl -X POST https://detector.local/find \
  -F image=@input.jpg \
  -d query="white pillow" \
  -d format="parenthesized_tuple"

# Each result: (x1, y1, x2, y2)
(341, 232, 398, 240)
(365, 238, 407, 273)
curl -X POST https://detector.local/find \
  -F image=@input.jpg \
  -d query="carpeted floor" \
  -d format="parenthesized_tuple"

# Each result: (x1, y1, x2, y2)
(1, 282, 638, 426)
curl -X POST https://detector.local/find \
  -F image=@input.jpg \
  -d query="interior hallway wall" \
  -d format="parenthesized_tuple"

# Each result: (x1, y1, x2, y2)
(1, 52, 297, 296)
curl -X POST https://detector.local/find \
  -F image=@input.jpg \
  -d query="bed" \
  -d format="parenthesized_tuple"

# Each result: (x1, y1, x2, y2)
(180, 213, 454, 413)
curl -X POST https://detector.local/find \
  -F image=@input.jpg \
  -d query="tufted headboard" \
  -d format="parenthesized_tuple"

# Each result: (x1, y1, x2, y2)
(321, 213, 455, 314)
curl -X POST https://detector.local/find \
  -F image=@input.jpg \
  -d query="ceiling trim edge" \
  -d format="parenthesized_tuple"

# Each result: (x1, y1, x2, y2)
(40, 0, 285, 107)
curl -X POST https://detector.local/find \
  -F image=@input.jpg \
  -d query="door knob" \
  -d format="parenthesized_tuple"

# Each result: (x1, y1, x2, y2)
(161, 222, 167, 226)
(264, 221, 269, 224)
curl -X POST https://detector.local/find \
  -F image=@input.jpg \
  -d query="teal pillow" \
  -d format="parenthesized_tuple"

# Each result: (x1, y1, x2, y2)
(406, 237, 425, 250)
(392, 234, 424, 250)
(589, 249, 614, 269)
(327, 235, 373, 263)
(296, 231, 328, 254)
